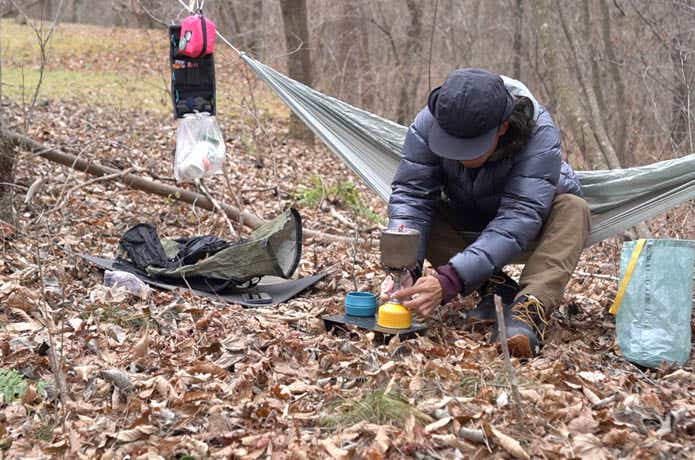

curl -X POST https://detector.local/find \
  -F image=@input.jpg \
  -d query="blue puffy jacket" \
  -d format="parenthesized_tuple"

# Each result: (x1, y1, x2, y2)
(388, 82, 582, 291)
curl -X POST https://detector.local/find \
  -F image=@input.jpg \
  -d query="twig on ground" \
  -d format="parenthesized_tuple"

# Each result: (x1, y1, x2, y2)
(330, 206, 357, 229)
(592, 393, 617, 409)
(223, 172, 247, 230)
(494, 295, 523, 419)
(349, 228, 359, 292)
(196, 178, 238, 239)
(240, 185, 279, 194)
(0, 182, 28, 190)
(573, 270, 619, 281)
(47, 167, 135, 216)
(34, 247, 70, 410)
(24, 176, 45, 204)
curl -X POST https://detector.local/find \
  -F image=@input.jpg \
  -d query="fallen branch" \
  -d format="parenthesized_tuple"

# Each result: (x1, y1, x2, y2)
(494, 295, 523, 419)
(1, 128, 353, 243)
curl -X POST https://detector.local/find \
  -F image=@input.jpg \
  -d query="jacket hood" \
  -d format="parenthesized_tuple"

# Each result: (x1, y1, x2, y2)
(501, 75, 542, 121)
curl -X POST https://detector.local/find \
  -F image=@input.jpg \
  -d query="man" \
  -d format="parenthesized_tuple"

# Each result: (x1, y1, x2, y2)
(381, 68, 590, 358)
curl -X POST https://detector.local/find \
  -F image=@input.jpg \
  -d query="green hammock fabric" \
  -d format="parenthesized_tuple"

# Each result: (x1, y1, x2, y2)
(240, 54, 695, 246)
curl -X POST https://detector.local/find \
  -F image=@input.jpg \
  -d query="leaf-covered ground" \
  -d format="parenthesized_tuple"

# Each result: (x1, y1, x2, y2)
(1, 21, 694, 459)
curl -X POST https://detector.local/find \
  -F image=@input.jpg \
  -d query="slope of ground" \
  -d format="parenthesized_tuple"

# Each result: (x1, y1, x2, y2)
(1, 20, 694, 459)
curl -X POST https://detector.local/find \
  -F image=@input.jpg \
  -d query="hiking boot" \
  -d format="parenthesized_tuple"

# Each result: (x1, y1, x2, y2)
(464, 272, 519, 323)
(492, 294, 548, 358)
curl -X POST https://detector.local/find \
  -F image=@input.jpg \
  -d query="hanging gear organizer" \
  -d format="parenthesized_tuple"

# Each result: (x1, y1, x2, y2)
(169, 22, 216, 118)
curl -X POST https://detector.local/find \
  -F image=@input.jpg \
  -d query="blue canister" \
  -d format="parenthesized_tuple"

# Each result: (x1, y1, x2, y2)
(345, 292, 378, 317)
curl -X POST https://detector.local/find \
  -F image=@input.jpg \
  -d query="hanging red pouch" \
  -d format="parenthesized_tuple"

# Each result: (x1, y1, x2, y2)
(178, 14, 216, 58)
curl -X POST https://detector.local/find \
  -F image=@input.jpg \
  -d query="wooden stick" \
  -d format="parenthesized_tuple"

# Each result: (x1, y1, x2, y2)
(572, 270, 619, 281)
(1, 128, 353, 243)
(494, 295, 523, 419)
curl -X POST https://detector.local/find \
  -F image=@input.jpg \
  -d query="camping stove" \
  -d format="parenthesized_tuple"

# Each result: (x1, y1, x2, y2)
(378, 226, 421, 329)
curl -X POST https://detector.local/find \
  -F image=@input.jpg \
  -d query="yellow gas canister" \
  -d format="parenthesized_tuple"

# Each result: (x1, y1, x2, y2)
(376, 301, 412, 329)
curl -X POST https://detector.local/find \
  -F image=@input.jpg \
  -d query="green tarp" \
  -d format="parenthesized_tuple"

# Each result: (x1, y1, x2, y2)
(147, 208, 302, 282)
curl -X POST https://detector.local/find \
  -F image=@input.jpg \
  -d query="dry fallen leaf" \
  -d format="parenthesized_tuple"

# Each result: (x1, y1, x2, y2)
(431, 434, 467, 450)
(425, 416, 452, 433)
(99, 368, 135, 393)
(373, 425, 391, 455)
(114, 425, 157, 442)
(133, 331, 150, 358)
(5, 321, 41, 333)
(582, 386, 601, 405)
(320, 438, 349, 459)
(568, 407, 599, 434)
(488, 426, 530, 460)
(572, 433, 609, 460)
(578, 371, 606, 383)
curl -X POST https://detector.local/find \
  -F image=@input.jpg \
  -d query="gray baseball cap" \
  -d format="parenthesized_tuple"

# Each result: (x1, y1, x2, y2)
(427, 68, 514, 160)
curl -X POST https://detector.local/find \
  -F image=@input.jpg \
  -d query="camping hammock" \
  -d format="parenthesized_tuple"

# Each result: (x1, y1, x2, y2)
(182, 4, 695, 246)
(239, 55, 695, 246)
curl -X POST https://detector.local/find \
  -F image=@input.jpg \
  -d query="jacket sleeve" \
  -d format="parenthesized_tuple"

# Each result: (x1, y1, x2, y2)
(449, 123, 562, 290)
(387, 109, 443, 273)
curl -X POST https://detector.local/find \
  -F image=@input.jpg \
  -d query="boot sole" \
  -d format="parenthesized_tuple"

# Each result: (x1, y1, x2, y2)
(506, 334, 534, 359)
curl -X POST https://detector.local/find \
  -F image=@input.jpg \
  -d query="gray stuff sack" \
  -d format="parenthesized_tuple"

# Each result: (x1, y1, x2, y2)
(615, 239, 694, 367)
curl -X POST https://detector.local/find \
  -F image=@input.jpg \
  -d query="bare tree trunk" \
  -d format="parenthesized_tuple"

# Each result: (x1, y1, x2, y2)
(334, 2, 372, 107)
(557, 0, 621, 169)
(127, 0, 156, 28)
(512, 0, 523, 79)
(248, 0, 263, 57)
(395, 0, 424, 124)
(220, 1, 264, 57)
(670, 32, 692, 151)
(0, 138, 16, 225)
(359, 13, 373, 109)
(213, 1, 237, 36)
(71, 0, 81, 22)
(0, 17, 14, 223)
(600, 0, 628, 164)
(533, 0, 606, 169)
(39, 0, 53, 18)
(279, 0, 314, 143)
(583, 0, 606, 119)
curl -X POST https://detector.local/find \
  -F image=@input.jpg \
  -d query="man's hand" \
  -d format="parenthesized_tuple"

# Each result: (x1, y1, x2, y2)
(379, 271, 414, 303)
(392, 275, 443, 318)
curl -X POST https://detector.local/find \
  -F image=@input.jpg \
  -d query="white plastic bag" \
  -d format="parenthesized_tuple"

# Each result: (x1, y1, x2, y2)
(174, 112, 226, 182)
(103, 270, 151, 300)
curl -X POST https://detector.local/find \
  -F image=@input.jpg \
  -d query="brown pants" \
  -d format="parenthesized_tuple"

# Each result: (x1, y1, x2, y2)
(425, 194, 591, 308)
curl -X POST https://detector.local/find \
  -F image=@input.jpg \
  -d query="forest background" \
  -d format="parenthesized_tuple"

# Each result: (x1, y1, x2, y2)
(0, 0, 694, 458)
(6, 0, 695, 170)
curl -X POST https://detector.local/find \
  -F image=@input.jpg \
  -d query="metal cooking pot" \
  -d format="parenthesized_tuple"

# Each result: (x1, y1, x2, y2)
(379, 227, 421, 269)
